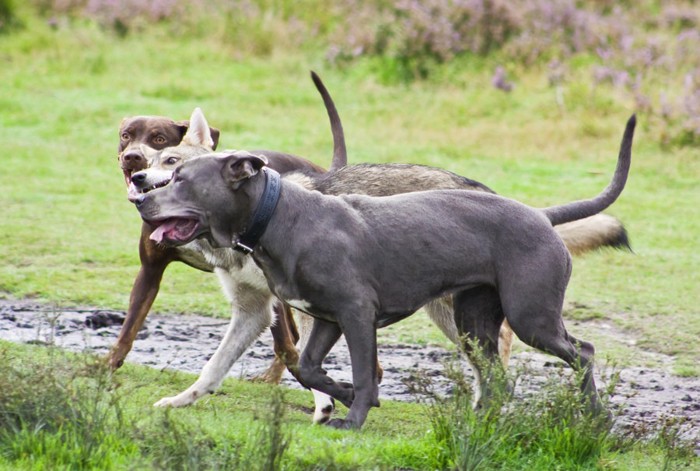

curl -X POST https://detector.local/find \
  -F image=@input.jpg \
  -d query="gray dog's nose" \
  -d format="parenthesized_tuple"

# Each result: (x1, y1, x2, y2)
(134, 194, 146, 207)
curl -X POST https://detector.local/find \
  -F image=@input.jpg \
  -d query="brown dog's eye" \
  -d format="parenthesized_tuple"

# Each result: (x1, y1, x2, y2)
(121, 132, 130, 141)
(153, 135, 166, 145)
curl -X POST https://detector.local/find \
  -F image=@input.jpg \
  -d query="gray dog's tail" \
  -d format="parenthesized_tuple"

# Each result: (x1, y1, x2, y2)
(543, 115, 636, 226)
(311, 71, 347, 173)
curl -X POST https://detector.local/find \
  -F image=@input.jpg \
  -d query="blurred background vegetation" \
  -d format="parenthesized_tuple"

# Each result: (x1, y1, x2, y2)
(3, 0, 700, 146)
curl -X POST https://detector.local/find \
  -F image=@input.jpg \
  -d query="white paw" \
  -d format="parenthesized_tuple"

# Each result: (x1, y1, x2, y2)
(312, 398, 335, 424)
(153, 392, 198, 408)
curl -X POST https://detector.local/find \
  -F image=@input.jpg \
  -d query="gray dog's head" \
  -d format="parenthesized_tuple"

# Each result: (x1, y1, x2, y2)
(135, 151, 268, 248)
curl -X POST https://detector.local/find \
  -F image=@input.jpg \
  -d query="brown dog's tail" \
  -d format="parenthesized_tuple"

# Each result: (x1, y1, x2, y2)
(543, 115, 636, 226)
(311, 71, 347, 173)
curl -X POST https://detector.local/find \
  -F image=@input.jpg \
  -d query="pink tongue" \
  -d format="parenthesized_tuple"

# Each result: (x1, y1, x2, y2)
(149, 220, 181, 243)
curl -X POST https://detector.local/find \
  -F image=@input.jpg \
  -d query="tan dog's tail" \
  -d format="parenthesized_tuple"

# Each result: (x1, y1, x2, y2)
(543, 115, 635, 226)
(554, 214, 630, 256)
(311, 71, 347, 173)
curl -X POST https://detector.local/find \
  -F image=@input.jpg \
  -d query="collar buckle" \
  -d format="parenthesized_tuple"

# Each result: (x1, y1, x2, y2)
(233, 240, 254, 254)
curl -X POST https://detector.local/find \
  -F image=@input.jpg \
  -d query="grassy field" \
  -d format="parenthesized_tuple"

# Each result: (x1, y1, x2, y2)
(0, 2, 698, 468)
(0, 341, 694, 470)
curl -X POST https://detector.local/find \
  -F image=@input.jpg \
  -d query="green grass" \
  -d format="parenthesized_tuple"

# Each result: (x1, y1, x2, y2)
(1, 341, 696, 470)
(0, 5, 698, 468)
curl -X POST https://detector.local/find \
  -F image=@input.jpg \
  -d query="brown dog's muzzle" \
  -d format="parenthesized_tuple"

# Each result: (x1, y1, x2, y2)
(120, 150, 149, 185)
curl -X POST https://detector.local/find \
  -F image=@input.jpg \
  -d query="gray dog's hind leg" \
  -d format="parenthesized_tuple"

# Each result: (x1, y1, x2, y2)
(505, 302, 605, 415)
(453, 286, 507, 408)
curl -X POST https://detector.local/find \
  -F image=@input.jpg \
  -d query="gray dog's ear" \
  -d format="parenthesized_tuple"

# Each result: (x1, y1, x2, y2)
(221, 151, 268, 187)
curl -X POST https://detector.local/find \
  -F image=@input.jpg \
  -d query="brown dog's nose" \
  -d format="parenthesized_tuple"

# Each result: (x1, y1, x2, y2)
(121, 151, 147, 172)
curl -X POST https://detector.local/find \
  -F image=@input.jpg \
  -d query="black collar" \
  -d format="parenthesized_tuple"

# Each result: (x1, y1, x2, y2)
(233, 168, 281, 254)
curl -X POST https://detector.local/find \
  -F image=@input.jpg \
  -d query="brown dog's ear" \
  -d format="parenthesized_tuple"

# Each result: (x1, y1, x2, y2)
(221, 151, 268, 187)
(210, 127, 221, 150)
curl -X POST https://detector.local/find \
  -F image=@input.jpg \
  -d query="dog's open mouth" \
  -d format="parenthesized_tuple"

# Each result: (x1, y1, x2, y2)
(127, 177, 172, 202)
(147, 217, 200, 244)
(123, 169, 134, 186)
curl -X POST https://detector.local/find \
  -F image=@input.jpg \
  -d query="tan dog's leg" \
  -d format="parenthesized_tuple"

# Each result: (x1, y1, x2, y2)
(498, 320, 514, 367)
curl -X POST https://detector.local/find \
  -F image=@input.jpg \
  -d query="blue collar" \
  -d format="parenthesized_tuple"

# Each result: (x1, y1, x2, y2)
(233, 168, 281, 254)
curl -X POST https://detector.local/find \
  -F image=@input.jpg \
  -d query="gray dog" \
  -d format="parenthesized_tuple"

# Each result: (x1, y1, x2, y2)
(135, 116, 635, 429)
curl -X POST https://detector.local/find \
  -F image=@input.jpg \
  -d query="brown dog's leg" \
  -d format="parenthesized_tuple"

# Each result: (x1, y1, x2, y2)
(107, 232, 172, 370)
(253, 302, 300, 383)
(376, 359, 384, 384)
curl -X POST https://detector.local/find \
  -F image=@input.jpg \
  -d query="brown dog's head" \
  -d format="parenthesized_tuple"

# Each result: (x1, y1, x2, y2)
(127, 108, 219, 202)
(118, 115, 220, 187)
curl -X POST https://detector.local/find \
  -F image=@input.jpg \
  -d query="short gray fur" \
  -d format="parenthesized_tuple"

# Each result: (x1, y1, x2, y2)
(135, 116, 635, 429)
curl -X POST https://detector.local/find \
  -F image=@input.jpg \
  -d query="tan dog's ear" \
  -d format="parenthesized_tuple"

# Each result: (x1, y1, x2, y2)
(182, 108, 215, 149)
(221, 151, 268, 188)
(175, 120, 220, 150)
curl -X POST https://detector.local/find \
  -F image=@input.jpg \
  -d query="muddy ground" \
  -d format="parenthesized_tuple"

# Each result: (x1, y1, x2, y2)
(0, 299, 697, 450)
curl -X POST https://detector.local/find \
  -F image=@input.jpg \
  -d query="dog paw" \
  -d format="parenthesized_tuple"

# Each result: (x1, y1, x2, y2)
(313, 398, 335, 424)
(250, 360, 287, 384)
(153, 393, 196, 408)
(324, 418, 358, 430)
(250, 369, 284, 384)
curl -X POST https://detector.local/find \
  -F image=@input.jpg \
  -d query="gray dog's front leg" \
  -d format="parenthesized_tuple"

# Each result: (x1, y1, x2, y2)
(298, 319, 354, 407)
(328, 315, 380, 429)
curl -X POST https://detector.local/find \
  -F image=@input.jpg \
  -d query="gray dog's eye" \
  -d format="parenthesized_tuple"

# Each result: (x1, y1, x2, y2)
(165, 157, 180, 165)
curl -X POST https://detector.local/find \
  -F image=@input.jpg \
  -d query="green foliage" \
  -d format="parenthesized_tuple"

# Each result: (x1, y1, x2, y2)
(0, 344, 291, 470)
(0, 0, 20, 32)
(0, 346, 139, 469)
(0, 341, 696, 469)
(420, 350, 698, 471)
(421, 348, 608, 470)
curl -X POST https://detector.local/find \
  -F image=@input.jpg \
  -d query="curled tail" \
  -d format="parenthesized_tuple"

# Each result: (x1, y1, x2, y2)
(310, 71, 347, 173)
(543, 115, 636, 226)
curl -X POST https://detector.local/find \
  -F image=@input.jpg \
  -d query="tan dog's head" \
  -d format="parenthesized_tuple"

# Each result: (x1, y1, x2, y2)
(118, 113, 220, 188)
(127, 108, 218, 202)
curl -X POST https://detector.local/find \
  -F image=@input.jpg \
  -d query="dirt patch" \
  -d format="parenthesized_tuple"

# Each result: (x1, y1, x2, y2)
(1, 299, 697, 450)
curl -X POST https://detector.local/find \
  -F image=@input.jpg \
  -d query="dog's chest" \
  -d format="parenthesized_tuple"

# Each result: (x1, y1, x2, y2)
(192, 240, 269, 290)
(174, 243, 212, 271)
